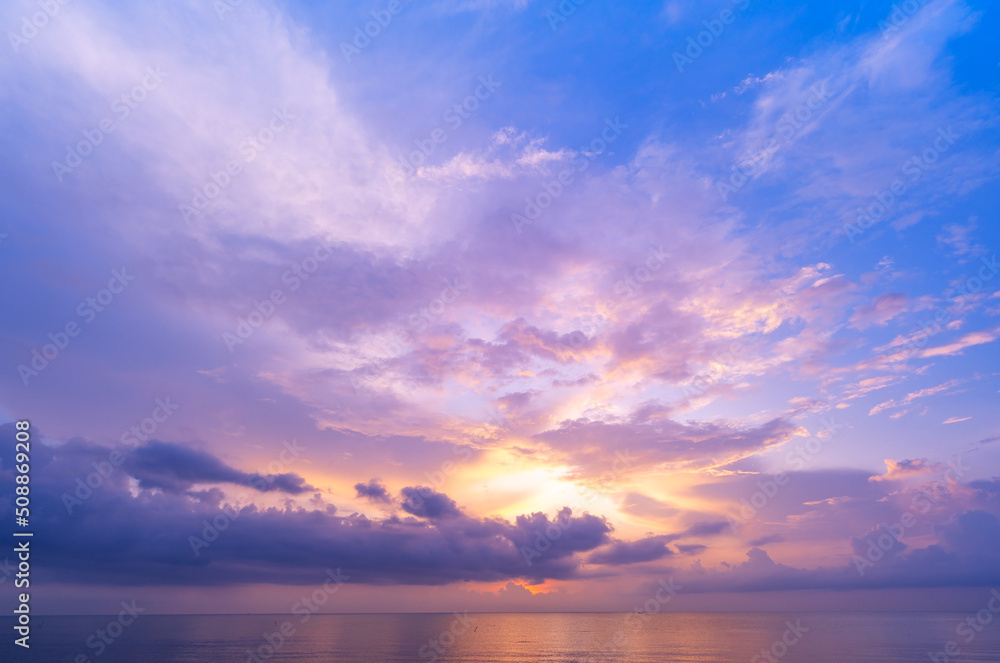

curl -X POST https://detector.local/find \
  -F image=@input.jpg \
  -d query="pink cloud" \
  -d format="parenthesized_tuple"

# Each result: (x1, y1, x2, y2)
(920, 326, 1000, 358)
(869, 379, 963, 416)
(849, 292, 908, 330)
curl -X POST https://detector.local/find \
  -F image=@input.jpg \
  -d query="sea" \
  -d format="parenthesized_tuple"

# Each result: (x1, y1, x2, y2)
(3, 612, 1000, 662)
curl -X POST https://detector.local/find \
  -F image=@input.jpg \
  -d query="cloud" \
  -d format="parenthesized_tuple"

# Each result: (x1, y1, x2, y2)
(668, 510, 1000, 594)
(587, 521, 728, 565)
(733, 71, 785, 95)
(716, 0, 991, 250)
(399, 486, 464, 519)
(839, 375, 905, 403)
(588, 536, 673, 565)
(3, 412, 999, 596)
(849, 293, 908, 330)
(937, 220, 983, 258)
(869, 458, 939, 483)
(748, 534, 786, 547)
(122, 440, 314, 494)
(934, 510, 1000, 557)
(355, 479, 391, 503)
(676, 543, 708, 555)
(869, 379, 962, 416)
(0, 424, 617, 587)
(675, 521, 730, 539)
(920, 327, 1000, 358)
(534, 416, 797, 474)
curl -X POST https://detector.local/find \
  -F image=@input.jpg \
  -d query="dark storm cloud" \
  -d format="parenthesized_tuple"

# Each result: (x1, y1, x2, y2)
(123, 440, 314, 494)
(676, 521, 729, 539)
(588, 536, 674, 565)
(675, 544, 708, 555)
(587, 521, 728, 565)
(354, 479, 391, 502)
(399, 486, 463, 519)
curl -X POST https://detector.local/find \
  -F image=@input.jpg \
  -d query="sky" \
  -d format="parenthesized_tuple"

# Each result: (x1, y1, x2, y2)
(0, 0, 999, 615)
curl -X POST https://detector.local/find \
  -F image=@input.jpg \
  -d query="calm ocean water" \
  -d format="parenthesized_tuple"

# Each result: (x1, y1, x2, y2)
(3, 612, 1000, 662)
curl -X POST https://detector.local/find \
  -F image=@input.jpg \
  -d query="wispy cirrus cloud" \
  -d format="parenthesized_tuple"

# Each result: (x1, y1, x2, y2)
(920, 327, 1000, 358)
(869, 379, 964, 416)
